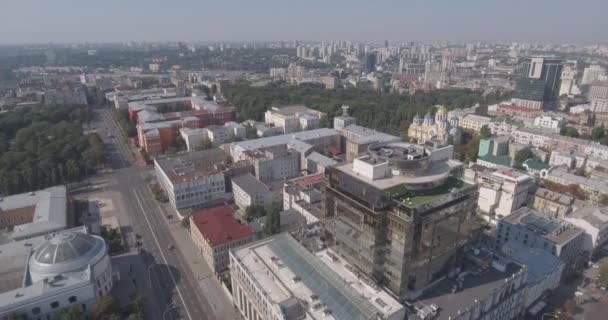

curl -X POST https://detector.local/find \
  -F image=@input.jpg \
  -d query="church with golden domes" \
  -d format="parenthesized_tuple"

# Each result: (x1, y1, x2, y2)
(407, 105, 462, 145)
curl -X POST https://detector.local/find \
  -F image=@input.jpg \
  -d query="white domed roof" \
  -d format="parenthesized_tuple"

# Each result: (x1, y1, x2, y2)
(29, 230, 107, 279)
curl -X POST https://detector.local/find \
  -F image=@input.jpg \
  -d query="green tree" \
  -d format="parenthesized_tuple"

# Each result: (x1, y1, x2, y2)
(513, 148, 533, 169)
(3, 314, 26, 320)
(181, 217, 190, 230)
(127, 294, 145, 319)
(245, 205, 266, 222)
(52, 304, 83, 320)
(264, 202, 282, 235)
(93, 294, 120, 320)
(592, 124, 606, 141)
(245, 124, 258, 139)
(172, 135, 187, 151)
(479, 125, 492, 139)
(560, 126, 579, 138)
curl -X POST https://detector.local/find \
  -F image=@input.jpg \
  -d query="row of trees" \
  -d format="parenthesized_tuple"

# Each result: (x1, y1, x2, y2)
(224, 82, 511, 138)
(0, 105, 105, 195)
(111, 108, 137, 138)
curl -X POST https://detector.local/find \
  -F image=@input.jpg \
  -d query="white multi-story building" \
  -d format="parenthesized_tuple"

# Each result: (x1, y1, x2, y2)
(533, 115, 564, 131)
(229, 234, 405, 320)
(154, 149, 253, 209)
(589, 81, 608, 113)
(549, 150, 586, 169)
(459, 114, 492, 132)
(264, 105, 326, 134)
(511, 127, 553, 149)
(565, 206, 608, 254)
(581, 64, 606, 85)
(477, 169, 535, 223)
(0, 227, 114, 319)
(243, 146, 301, 183)
(232, 173, 282, 211)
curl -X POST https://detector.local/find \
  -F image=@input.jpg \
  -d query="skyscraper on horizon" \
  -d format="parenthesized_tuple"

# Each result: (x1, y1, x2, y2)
(512, 57, 563, 110)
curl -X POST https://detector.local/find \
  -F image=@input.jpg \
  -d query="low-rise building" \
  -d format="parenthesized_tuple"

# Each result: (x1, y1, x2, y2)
(190, 205, 255, 273)
(496, 208, 584, 277)
(500, 241, 564, 309)
(565, 206, 608, 254)
(283, 174, 324, 225)
(409, 250, 527, 320)
(232, 173, 282, 212)
(532, 115, 564, 131)
(459, 114, 492, 131)
(532, 188, 574, 218)
(305, 151, 337, 174)
(0, 185, 68, 241)
(546, 166, 608, 203)
(229, 233, 405, 320)
(522, 159, 550, 178)
(549, 150, 586, 169)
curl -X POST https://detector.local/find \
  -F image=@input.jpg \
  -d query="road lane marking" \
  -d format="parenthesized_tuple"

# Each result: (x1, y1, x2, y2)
(133, 189, 193, 320)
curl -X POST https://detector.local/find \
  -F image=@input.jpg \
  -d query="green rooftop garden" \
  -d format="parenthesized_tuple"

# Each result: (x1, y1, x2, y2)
(385, 177, 469, 208)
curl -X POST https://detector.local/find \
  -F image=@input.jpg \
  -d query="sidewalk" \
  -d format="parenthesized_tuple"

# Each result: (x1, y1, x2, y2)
(160, 204, 241, 320)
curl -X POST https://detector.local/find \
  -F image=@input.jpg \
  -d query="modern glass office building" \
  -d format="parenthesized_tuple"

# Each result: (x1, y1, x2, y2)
(322, 142, 478, 299)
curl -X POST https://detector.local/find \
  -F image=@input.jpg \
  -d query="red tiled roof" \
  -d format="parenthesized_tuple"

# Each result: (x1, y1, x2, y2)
(191, 205, 254, 247)
(327, 146, 340, 156)
(293, 174, 323, 188)
(497, 104, 540, 113)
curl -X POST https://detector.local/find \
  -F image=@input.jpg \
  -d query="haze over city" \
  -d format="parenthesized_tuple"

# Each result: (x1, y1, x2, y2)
(1, 0, 608, 43)
(3, 2, 608, 320)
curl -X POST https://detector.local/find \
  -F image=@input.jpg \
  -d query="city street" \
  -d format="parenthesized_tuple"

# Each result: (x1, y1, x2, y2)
(86, 107, 239, 320)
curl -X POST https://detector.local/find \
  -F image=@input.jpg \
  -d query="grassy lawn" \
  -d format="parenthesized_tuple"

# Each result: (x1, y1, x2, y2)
(386, 177, 467, 208)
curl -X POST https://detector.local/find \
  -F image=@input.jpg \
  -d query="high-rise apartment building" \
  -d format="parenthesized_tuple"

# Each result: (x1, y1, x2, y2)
(582, 64, 607, 85)
(322, 141, 477, 299)
(512, 57, 563, 109)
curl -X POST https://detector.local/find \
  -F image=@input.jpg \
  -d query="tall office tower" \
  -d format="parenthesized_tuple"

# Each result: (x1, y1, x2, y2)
(512, 57, 563, 109)
(559, 65, 577, 97)
(364, 52, 377, 73)
(581, 64, 607, 85)
(322, 141, 478, 300)
(384, 40, 389, 48)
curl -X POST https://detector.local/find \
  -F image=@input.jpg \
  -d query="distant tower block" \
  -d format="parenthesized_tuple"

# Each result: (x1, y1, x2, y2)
(342, 105, 350, 116)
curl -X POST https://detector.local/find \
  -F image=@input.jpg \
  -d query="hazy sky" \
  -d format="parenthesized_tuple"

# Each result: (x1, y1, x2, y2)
(1, 0, 607, 44)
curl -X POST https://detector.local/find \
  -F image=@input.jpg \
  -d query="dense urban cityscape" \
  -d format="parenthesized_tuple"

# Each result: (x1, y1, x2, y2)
(2, 2, 608, 320)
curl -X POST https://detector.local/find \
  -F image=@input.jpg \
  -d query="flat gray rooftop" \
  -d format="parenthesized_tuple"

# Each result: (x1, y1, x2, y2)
(414, 262, 522, 320)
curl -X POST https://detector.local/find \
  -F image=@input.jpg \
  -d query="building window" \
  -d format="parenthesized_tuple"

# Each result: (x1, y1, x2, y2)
(32, 307, 41, 315)
(50, 301, 60, 309)
(69, 296, 78, 303)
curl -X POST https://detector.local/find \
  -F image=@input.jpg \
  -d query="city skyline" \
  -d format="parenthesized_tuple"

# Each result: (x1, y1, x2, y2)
(1, 0, 608, 44)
